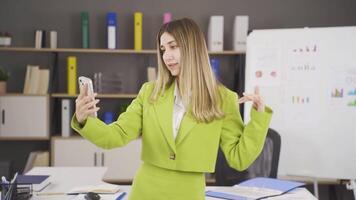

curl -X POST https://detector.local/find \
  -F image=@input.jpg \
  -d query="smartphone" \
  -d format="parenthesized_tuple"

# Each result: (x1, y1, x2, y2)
(78, 76, 97, 117)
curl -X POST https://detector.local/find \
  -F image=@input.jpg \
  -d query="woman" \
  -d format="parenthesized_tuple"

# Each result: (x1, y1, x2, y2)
(72, 18, 272, 200)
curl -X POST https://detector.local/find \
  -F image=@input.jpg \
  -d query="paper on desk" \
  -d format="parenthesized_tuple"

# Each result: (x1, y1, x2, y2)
(72, 192, 125, 200)
(207, 185, 282, 199)
(206, 177, 305, 199)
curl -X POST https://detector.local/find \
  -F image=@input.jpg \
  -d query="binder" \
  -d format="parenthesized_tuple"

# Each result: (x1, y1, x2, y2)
(147, 66, 157, 81)
(67, 56, 77, 95)
(210, 58, 220, 80)
(23, 65, 35, 94)
(233, 16, 249, 51)
(81, 12, 90, 48)
(61, 99, 72, 137)
(207, 16, 224, 51)
(28, 66, 40, 94)
(163, 12, 171, 24)
(37, 69, 49, 94)
(35, 30, 44, 49)
(107, 12, 117, 49)
(134, 12, 143, 51)
(50, 30, 57, 49)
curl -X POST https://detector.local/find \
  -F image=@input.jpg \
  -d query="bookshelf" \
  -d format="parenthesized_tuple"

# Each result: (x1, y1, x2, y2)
(0, 46, 244, 184)
(0, 47, 246, 139)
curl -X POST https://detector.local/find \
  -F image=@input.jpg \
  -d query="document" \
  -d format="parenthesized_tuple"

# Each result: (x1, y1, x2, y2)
(206, 177, 305, 200)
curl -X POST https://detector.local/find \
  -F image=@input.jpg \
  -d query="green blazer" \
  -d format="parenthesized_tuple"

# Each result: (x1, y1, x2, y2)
(71, 82, 272, 173)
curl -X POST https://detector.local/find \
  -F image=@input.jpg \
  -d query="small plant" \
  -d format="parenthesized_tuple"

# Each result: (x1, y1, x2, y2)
(0, 66, 9, 81)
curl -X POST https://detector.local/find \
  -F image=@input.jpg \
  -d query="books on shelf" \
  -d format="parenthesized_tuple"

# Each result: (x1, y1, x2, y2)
(67, 56, 77, 95)
(34, 30, 45, 49)
(147, 66, 157, 82)
(81, 12, 90, 48)
(134, 12, 143, 51)
(17, 174, 50, 192)
(61, 99, 73, 137)
(67, 183, 120, 194)
(163, 12, 172, 24)
(23, 65, 49, 95)
(206, 177, 305, 200)
(207, 16, 224, 51)
(107, 12, 117, 49)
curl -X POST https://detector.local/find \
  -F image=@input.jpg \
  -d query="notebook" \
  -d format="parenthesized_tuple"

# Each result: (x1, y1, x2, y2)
(17, 175, 50, 192)
(206, 177, 305, 200)
(67, 183, 120, 194)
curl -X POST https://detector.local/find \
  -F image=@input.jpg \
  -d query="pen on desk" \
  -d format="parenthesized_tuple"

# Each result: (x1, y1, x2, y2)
(116, 192, 127, 200)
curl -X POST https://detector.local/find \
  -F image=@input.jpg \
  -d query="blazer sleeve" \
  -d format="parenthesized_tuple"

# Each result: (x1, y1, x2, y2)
(219, 91, 273, 171)
(71, 82, 149, 149)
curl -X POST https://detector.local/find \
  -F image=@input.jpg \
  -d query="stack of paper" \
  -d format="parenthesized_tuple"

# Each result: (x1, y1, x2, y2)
(23, 65, 49, 94)
(206, 177, 305, 200)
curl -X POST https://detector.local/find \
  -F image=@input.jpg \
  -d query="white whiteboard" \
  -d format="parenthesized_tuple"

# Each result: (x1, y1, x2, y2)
(244, 27, 356, 179)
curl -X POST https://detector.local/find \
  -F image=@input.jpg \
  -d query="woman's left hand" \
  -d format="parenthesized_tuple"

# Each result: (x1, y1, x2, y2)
(238, 86, 265, 112)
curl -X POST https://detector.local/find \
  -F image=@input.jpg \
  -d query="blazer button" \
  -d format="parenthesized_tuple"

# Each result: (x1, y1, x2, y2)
(169, 153, 176, 160)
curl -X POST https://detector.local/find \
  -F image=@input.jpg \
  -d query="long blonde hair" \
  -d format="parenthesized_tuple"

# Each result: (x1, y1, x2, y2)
(150, 18, 225, 123)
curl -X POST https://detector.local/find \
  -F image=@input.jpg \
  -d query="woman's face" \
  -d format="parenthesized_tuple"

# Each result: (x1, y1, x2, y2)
(160, 32, 181, 76)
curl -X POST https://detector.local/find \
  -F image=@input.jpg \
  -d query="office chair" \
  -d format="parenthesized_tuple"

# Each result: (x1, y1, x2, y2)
(215, 128, 281, 186)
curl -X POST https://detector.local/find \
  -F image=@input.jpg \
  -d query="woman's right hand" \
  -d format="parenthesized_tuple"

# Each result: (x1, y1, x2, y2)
(75, 83, 100, 125)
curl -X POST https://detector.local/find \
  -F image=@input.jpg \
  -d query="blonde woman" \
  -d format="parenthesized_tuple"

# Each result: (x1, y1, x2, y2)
(72, 18, 272, 200)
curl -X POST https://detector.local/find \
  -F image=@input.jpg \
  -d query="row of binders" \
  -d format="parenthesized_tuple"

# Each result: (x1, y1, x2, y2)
(81, 11, 249, 51)
(23, 65, 49, 95)
(81, 11, 162, 50)
(35, 30, 57, 49)
(208, 15, 249, 52)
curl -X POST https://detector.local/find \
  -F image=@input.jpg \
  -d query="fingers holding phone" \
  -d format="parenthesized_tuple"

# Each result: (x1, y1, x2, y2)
(75, 76, 100, 125)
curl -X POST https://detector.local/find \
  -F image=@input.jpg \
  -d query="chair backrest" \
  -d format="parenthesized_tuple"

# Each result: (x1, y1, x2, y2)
(215, 128, 281, 186)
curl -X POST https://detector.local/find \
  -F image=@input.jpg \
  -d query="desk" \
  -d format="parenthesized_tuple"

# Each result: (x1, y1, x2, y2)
(27, 167, 317, 200)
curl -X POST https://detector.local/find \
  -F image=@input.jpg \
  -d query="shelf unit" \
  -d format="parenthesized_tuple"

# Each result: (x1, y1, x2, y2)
(0, 47, 246, 137)
(0, 46, 245, 183)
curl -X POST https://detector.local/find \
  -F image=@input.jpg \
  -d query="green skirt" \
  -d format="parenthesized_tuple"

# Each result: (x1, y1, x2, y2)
(128, 162, 206, 200)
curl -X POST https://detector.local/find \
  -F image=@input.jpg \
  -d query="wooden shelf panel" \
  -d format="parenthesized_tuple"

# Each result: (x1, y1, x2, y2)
(0, 93, 49, 97)
(51, 93, 137, 98)
(51, 136, 83, 140)
(0, 47, 245, 55)
(0, 136, 50, 141)
(0, 47, 156, 54)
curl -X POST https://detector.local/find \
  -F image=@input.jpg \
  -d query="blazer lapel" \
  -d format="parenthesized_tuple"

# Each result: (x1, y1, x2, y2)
(175, 112, 198, 146)
(153, 83, 176, 153)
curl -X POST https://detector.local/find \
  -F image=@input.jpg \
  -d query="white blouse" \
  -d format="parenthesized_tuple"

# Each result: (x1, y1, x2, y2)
(172, 82, 186, 140)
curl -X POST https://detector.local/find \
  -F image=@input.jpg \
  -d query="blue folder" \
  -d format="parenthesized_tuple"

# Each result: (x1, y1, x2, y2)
(206, 177, 305, 200)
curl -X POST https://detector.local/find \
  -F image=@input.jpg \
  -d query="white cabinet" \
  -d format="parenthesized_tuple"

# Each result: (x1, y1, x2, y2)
(102, 139, 142, 181)
(52, 137, 142, 181)
(52, 137, 99, 166)
(0, 96, 49, 138)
